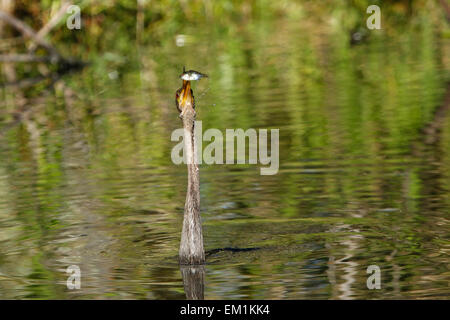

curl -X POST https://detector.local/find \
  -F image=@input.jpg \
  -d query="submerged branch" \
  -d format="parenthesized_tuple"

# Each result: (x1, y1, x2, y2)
(0, 10, 61, 61)
(0, 9, 85, 69)
(0, 54, 52, 63)
(28, 1, 71, 52)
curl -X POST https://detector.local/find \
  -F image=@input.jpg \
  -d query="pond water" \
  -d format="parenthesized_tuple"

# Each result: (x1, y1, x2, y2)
(0, 3, 449, 299)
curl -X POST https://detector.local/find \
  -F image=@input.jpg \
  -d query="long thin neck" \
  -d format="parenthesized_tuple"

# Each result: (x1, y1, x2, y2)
(179, 108, 205, 265)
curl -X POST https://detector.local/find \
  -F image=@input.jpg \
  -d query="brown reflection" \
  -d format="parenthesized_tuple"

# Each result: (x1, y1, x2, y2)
(180, 265, 205, 300)
(336, 234, 361, 300)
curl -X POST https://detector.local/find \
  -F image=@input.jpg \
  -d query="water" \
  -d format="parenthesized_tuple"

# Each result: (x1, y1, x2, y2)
(0, 2, 449, 299)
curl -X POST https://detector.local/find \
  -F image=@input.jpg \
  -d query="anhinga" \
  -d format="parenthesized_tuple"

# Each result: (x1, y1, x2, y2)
(175, 68, 207, 265)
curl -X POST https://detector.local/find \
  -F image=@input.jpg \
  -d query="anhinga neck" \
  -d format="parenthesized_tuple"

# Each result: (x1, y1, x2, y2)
(179, 107, 205, 265)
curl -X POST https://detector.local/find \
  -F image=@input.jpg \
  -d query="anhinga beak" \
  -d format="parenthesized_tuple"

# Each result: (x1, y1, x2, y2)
(181, 80, 192, 106)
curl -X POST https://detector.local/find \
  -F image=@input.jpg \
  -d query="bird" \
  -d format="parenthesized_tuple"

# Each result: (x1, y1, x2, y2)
(175, 67, 208, 265)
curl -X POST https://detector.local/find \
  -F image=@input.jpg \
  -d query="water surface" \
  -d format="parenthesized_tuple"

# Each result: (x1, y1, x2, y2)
(0, 2, 449, 299)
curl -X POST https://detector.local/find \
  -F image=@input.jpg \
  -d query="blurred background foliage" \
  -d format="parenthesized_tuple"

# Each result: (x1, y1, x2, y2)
(0, 0, 448, 299)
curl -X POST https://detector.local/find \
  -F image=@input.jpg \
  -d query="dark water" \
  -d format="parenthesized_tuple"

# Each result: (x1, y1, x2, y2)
(0, 3, 449, 299)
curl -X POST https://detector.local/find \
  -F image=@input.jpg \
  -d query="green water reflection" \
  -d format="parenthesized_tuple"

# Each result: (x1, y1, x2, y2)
(0, 1, 449, 299)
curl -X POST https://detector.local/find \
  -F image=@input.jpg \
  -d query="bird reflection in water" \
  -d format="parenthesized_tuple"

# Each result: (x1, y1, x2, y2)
(180, 265, 205, 300)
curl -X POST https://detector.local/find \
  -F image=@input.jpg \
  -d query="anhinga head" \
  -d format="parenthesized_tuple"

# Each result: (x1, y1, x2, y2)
(176, 67, 207, 116)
